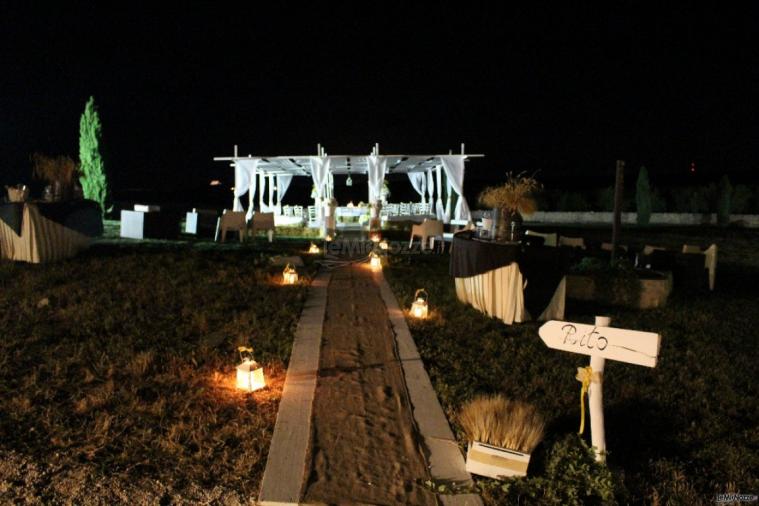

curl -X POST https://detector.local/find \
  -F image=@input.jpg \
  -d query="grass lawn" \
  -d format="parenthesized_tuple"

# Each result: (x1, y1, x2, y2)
(0, 235, 317, 503)
(385, 226, 759, 505)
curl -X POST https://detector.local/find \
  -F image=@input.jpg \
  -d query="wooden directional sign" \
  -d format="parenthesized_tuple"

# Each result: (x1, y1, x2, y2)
(539, 320, 661, 367)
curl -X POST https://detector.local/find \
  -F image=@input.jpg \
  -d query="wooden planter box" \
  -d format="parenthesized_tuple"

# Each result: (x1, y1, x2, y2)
(566, 271, 672, 309)
(465, 441, 532, 479)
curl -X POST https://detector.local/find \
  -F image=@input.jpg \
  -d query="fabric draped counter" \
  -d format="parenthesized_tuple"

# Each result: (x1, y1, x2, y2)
(450, 231, 568, 324)
(0, 200, 103, 263)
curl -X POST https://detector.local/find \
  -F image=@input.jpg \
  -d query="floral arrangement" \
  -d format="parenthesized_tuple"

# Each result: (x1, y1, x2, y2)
(479, 172, 542, 216)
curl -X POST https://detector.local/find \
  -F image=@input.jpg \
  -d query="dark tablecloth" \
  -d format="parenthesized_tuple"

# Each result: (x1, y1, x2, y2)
(0, 200, 103, 237)
(450, 230, 569, 318)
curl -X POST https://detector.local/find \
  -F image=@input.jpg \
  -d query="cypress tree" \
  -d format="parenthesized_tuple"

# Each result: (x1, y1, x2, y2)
(79, 96, 108, 214)
(717, 175, 732, 226)
(636, 166, 652, 225)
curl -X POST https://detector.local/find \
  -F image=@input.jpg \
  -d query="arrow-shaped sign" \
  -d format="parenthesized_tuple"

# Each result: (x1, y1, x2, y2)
(539, 320, 661, 367)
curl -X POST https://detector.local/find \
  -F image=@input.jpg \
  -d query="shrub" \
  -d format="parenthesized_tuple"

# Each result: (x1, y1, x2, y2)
(717, 175, 732, 225)
(596, 187, 615, 212)
(557, 192, 591, 212)
(79, 96, 109, 215)
(636, 166, 652, 225)
(732, 184, 753, 214)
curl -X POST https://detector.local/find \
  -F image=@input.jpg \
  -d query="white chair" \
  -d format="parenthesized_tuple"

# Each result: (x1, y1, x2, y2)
(409, 219, 444, 250)
(252, 212, 275, 242)
(400, 202, 412, 216)
(559, 236, 586, 249)
(307, 206, 317, 223)
(683, 243, 718, 291)
(216, 210, 247, 242)
(602, 242, 627, 252)
(293, 206, 304, 218)
(525, 229, 558, 247)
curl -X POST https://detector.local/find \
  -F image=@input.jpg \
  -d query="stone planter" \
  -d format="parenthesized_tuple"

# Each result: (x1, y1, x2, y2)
(566, 270, 673, 309)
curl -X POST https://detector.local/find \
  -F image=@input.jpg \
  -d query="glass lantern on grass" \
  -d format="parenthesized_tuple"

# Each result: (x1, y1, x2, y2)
(411, 289, 429, 319)
(236, 346, 265, 392)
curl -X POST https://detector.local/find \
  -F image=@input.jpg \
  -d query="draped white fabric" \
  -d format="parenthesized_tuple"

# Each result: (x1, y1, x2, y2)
(310, 156, 331, 223)
(367, 155, 387, 203)
(426, 169, 435, 210)
(435, 165, 446, 222)
(258, 172, 267, 212)
(444, 173, 452, 223)
(268, 174, 275, 211)
(275, 174, 293, 214)
(408, 172, 427, 204)
(440, 155, 471, 221)
(234, 159, 259, 218)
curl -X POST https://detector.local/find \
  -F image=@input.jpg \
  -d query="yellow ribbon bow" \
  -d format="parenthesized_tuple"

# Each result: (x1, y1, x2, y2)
(575, 366, 602, 434)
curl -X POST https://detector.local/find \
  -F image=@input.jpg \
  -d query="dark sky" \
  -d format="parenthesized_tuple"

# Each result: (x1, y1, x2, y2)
(2, 4, 758, 205)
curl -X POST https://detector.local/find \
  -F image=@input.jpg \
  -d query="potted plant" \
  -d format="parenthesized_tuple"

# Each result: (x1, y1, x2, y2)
(31, 153, 79, 201)
(479, 172, 541, 242)
(458, 394, 544, 479)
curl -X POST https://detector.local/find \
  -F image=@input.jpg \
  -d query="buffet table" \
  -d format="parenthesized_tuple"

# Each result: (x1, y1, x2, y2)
(450, 231, 567, 324)
(0, 200, 102, 263)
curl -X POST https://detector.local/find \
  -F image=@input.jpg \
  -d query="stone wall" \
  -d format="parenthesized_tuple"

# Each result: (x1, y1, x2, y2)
(520, 212, 759, 227)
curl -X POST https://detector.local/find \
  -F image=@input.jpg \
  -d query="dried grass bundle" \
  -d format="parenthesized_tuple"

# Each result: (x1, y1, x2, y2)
(458, 394, 545, 453)
(479, 172, 542, 215)
(31, 153, 79, 185)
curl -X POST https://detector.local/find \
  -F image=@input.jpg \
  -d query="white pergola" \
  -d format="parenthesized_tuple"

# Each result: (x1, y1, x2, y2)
(213, 143, 483, 224)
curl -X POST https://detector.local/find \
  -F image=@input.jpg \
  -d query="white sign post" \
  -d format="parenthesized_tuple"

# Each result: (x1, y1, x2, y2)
(539, 317, 661, 462)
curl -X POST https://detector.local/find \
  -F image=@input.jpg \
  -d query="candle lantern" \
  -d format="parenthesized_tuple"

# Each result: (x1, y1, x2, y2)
(411, 289, 429, 318)
(308, 242, 320, 254)
(370, 232, 381, 243)
(379, 239, 389, 251)
(369, 251, 382, 271)
(236, 346, 265, 391)
(283, 263, 298, 284)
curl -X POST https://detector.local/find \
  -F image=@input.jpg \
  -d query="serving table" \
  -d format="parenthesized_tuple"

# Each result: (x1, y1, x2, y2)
(0, 200, 102, 263)
(450, 231, 568, 324)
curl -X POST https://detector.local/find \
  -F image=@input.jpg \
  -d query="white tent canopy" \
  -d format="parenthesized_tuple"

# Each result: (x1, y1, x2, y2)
(214, 144, 483, 223)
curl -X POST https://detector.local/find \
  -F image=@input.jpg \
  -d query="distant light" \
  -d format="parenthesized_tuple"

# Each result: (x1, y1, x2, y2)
(210, 180, 221, 186)
(690, 161, 696, 173)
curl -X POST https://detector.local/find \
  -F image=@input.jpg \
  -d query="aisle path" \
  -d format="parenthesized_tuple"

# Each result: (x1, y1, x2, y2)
(260, 258, 479, 505)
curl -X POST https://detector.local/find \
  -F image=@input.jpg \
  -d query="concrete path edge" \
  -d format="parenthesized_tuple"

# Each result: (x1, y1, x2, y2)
(258, 271, 331, 506)
(375, 270, 482, 506)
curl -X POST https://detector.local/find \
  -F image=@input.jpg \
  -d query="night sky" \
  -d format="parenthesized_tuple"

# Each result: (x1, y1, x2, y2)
(2, 4, 758, 206)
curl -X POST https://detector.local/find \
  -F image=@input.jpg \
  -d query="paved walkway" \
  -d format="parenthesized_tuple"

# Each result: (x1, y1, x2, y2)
(303, 264, 437, 505)
(260, 256, 479, 506)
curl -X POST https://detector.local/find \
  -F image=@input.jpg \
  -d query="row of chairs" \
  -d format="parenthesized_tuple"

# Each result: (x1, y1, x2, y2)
(383, 202, 433, 217)
(216, 211, 276, 242)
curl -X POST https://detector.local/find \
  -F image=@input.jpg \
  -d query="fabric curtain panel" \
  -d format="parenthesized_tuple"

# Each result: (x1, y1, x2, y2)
(310, 156, 331, 223)
(435, 165, 446, 222)
(426, 169, 435, 210)
(408, 172, 427, 204)
(366, 155, 387, 203)
(267, 174, 275, 211)
(234, 159, 259, 218)
(444, 173, 453, 223)
(276, 174, 293, 213)
(440, 155, 471, 221)
(258, 172, 267, 212)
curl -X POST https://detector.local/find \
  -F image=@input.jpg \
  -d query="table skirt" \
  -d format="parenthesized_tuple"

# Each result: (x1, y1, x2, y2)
(455, 263, 566, 325)
(0, 204, 91, 263)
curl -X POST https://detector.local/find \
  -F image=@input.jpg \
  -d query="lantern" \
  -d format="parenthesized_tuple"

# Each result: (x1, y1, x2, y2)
(283, 264, 298, 285)
(369, 251, 382, 271)
(309, 242, 320, 254)
(325, 234, 333, 242)
(370, 232, 381, 243)
(379, 239, 389, 251)
(411, 289, 429, 319)
(236, 347, 265, 391)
